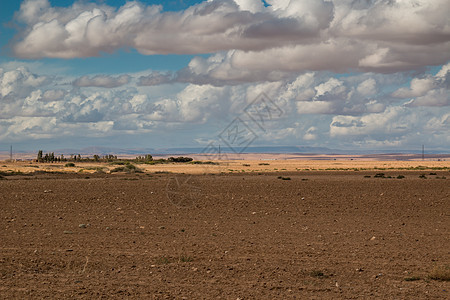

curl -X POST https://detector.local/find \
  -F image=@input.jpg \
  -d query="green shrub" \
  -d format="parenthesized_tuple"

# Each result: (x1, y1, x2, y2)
(65, 162, 75, 167)
(179, 255, 193, 263)
(110, 163, 141, 173)
(0, 171, 26, 176)
(404, 276, 421, 281)
(155, 256, 171, 265)
(310, 270, 327, 278)
(109, 161, 127, 165)
(189, 161, 218, 165)
(168, 156, 193, 162)
(154, 171, 171, 174)
(125, 163, 136, 170)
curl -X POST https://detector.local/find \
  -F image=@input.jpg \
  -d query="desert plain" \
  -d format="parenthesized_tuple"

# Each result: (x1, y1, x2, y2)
(1, 157, 449, 299)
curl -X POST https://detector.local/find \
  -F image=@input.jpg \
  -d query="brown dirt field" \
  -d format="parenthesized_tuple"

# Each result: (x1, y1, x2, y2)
(1, 170, 449, 299)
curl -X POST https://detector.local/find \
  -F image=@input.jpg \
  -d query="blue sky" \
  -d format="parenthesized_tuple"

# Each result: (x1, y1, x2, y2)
(0, 0, 449, 152)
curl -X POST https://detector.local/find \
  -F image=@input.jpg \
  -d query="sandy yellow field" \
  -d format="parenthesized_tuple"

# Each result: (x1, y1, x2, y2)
(1, 158, 449, 175)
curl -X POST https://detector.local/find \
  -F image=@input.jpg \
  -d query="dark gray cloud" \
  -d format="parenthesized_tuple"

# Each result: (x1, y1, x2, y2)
(73, 75, 131, 88)
(138, 72, 173, 86)
(62, 109, 104, 123)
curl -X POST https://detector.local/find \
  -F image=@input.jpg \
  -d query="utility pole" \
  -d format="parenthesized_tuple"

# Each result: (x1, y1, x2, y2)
(422, 145, 424, 161)
(218, 144, 221, 160)
(10, 145, 12, 161)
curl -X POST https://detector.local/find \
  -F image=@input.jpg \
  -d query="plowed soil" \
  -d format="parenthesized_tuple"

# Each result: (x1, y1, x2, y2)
(1, 171, 449, 299)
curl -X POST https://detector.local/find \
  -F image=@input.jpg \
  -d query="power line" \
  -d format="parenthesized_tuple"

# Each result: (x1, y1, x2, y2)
(422, 144, 424, 161)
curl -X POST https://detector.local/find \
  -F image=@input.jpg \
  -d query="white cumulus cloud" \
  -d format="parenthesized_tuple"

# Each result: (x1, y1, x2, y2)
(11, 0, 449, 76)
(394, 63, 450, 107)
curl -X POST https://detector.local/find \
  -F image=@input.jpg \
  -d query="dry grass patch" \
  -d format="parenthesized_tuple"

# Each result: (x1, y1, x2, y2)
(429, 265, 450, 281)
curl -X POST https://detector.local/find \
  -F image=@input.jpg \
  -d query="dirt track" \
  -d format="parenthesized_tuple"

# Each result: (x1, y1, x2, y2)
(1, 171, 449, 299)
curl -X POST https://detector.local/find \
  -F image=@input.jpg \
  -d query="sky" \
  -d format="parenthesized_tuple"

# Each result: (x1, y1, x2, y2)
(0, 0, 449, 153)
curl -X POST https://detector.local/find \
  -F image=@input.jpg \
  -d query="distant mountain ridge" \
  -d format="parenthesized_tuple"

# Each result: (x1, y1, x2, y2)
(48, 145, 448, 155)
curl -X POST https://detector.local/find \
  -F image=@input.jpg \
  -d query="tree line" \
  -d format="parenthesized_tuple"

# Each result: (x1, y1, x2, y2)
(36, 150, 153, 163)
(35, 151, 193, 164)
